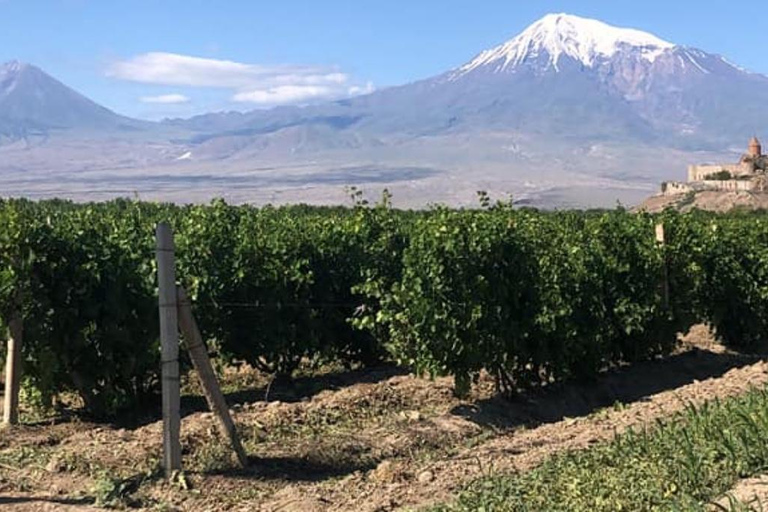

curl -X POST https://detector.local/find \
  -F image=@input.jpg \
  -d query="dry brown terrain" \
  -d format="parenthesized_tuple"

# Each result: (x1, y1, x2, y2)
(637, 190, 768, 213)
(712, 475, 768, 510)
(1, 327, 766, 511)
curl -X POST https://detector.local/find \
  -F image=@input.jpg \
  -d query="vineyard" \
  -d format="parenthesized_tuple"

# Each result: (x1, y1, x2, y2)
(1, 197, 768, 510)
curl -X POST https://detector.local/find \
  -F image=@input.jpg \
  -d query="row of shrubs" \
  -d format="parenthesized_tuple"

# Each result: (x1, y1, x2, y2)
(0, 198, 766, 414)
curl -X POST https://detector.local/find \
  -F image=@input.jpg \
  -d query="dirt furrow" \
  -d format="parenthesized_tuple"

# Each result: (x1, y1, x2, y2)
(1, 329, 766, 512)
(261, 357, 768, 512)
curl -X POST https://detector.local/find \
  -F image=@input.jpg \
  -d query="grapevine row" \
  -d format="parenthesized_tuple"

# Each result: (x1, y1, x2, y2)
(0, 198, 766, 414)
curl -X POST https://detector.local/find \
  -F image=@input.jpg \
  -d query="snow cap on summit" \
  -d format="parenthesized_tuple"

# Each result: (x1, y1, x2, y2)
(456, 13, 675, 75)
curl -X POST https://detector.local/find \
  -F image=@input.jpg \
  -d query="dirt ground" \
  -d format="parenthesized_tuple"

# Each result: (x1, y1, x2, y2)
(1, 326, 767, 511)
(712, 475, 768, 510)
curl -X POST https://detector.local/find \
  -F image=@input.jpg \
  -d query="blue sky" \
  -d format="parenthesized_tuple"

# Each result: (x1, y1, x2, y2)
(2, 0, 765, 120)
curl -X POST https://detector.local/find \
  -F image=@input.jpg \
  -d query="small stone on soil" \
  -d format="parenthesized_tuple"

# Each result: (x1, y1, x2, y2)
(370, 460, 407, 483)
(399, 410, 422, 422)
(417, 470, 434, 483)
(45, 457, 66, 473)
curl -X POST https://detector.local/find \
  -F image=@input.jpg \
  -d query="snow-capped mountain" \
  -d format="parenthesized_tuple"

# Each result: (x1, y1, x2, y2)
(453, 13, 674, 75)
(431, 13, 768, 145)
(4, 13, 768, 148)
(2, 13, 768, 208)
(165, 13, 768, 149)
(449, 12, 744, 84)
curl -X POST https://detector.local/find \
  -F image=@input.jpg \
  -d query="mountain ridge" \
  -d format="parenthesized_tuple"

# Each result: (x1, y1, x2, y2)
(157, 13, 768, 151)
(1, 13, 768, 208)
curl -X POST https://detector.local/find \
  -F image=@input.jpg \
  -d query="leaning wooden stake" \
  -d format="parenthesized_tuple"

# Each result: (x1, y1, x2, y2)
(3, 314, 23, 426)
(655, 223, 670, 309)
(177, 286, 248, 467)
(156, 222, 181, 476)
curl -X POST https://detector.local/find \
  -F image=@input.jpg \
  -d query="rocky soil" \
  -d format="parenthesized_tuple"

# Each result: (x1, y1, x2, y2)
(636, 190, 768, 213)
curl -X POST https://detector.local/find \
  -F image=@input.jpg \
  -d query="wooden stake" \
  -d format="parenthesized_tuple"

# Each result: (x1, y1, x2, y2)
(156, 222, 181, 476)
(177, 286, 248, 467)
(655, 223, 670, 309)
(3, 314, 23, 426)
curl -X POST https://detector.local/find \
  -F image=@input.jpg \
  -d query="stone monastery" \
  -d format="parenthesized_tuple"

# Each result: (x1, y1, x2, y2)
(662, 137, 768, 195)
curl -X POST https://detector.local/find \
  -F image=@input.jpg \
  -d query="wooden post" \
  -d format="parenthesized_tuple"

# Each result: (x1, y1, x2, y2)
(655, 223, 670, 309)
(177, 286, 248, 467)
(156, 222, 181, 476)
(3, 314, 23, 426)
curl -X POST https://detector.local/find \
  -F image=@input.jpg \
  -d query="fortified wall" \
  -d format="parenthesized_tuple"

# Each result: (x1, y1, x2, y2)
(687, 163, 753, 182)
(662, 136, 767, 196)
(662, 180, 757, 195)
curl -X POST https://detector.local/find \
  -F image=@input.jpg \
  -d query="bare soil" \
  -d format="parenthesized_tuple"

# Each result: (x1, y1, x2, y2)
(712, 475, 768, 510)
(1, 326, 766, 511)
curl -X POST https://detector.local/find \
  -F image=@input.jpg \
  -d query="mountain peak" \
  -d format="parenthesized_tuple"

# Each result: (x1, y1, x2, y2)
(1, 60, 31, 76)
(0, 60, 144, 135)
(0, 61, 31, 98)
(2, 59, 27, 68)
(454, 13, 675, 76)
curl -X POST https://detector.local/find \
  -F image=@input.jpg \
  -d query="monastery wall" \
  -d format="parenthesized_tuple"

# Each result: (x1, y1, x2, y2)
(687, 163, 751, 181)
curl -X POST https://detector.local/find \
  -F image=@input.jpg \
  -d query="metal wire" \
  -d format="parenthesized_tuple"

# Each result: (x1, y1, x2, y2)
(191, 301, 366, 311)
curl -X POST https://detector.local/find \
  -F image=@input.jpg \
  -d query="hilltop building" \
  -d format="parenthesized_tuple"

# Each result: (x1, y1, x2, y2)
(662, 137, 768, 195)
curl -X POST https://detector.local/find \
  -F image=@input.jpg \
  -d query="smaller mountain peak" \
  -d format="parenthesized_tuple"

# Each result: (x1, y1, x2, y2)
(2, 60, 30, 74)
(1, 61, 31, 97)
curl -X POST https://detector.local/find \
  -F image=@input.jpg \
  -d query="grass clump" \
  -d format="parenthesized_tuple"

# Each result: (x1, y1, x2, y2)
(434, 387, 768, 511)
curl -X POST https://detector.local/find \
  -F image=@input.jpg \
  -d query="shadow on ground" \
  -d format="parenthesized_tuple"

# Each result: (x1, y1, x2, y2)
(0, 496, 95, 507)
(209, 454, 378, 483)
(452, 348, 762, 430)
(32, 347, 761, 436)
(220, 365, 407, 406)
(114, 365, 407, 429)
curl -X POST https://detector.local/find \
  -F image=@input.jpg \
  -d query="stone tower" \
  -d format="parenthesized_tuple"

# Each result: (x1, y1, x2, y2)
(749, 136, 762, 157)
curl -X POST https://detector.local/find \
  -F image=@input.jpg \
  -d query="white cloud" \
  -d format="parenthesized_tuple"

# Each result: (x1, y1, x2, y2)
(232, 85, 334, 105)
(140, 93, 190, 104)
(347, 82, 376, 96)
(108, 52, 372, 107)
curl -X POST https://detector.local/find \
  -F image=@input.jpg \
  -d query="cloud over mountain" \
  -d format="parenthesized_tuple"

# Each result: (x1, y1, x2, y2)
(232, 85, 336, 105)
(107, 52, 372, 106)
(140, 93, 190, 104)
